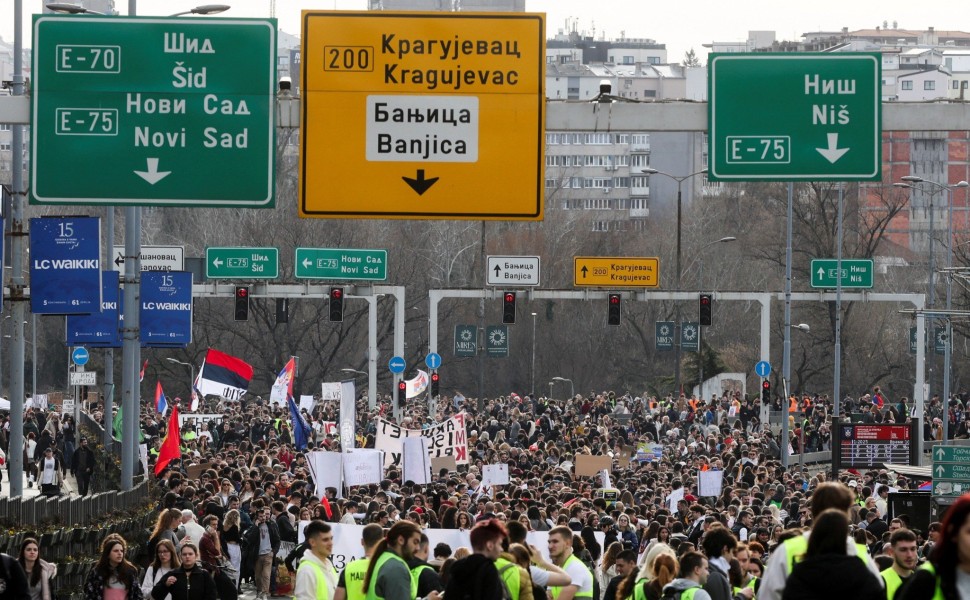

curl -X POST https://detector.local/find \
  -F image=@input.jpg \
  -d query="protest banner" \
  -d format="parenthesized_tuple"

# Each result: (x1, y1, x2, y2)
(375, 412, 468, 468)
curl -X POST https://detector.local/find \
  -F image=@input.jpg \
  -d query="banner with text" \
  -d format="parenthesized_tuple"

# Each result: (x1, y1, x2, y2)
(375, 412, 468, 468)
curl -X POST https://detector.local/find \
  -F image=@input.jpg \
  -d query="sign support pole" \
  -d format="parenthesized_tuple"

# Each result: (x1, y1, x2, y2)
(782, 182, 793, 469)
(104, 209, 115, 450)
(833, 183, 844, 481)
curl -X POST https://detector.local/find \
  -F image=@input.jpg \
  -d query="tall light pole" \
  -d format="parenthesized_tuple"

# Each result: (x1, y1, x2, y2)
(165, 358, 195, 399)
(531, 312, 537, 396)
(691, 236, 736, 397)
(898, 176, 969, 445)
(552, 376, 574, 400)
(642, 167, 708, 396)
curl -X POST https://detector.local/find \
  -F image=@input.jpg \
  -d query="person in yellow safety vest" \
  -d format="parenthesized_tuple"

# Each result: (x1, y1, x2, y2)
(362, 521, 425, 600)
(880, 529, 918, 600)
(659, 551, 713, 600)
(334, 524, 385, 600)
(408, 534, 444, 600)
(732, 544, 758, 598)
(757, 482, 883, 600)
(547, 526, 594, 600)
(897, 493, 970, 600)
(293, 520, 338, 600)
(443, 519, 509, 600)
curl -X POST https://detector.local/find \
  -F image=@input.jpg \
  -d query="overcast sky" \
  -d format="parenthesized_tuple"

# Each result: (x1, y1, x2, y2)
(6, 0, 970, 63)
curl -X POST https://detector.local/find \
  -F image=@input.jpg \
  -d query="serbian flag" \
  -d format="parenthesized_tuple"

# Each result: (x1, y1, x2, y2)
(270, 357, 297, 406)
(139, 359, 148, 383)
(196, 349, 253, 401)
(155, 381, 168, 414)
(154, 405, 181, 476)
(919, 480, 932, 491)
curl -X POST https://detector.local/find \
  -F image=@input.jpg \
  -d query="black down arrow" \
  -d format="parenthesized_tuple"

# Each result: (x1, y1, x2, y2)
(402, 169, 439, 195)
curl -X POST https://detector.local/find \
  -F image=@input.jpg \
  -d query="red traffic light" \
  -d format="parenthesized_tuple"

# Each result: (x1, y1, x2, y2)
(504, 293, 515, 302)
(398, 380, 407, 390)
(331, 288, 343, 299)
(762, 380, 771, 390)
(700, 296, 710, 306)
(609, 294, 620, 305)
(431, 372, 439, 382)
(236, 287, 248, 298)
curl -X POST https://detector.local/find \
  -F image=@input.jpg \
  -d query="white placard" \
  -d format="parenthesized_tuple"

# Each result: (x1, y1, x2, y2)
(321, 382, 341, 402)
(343, 449, 384, 487)
(697, 470, 724, 498)
(307, 450, 344, 500)
(178, 413, 223, 429)
(340, 380, 356, 452)
(402, 436, 431, 485)
(375, 412, 468, 468)
(300, 395, 316, 413)
(482, 463, 509, 486)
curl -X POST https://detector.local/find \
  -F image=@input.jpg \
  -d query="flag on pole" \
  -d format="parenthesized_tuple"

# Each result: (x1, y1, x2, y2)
(190, 359, 204, 411)
(139, 359, 148, 383)
(288, 395, 312, 451)
(155, 381, 168, 414)
(270, 357, 297, 406)
(154, 406, 181, 476)
(197, 349, 254, 401)
(113, 407, 123, 439)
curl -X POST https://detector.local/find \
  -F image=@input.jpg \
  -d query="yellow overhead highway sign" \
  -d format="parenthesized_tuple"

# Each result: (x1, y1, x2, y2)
(300, 11, 545, 220)
(574, 257, 660, 288)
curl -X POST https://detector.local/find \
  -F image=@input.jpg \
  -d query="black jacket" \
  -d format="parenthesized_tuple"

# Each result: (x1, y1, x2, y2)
(0, 553, 29, 600)
(151, 565, 218, 600)
(276, 513, 297, 543)
(703, 560, 734, 600)
(898, 566, 958, 600)
(444, 554, 504, 600)
(782, 554, 884, 600)
(241, 520, 281, 580)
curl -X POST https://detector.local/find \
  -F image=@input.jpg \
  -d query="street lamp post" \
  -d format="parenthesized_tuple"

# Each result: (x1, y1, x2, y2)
(165, 358, 195, 400)
(694, 236, 736, 397)
(642, 167, 708, 396)
(898, 176, 970, 445)
(552, 376, 574, 400)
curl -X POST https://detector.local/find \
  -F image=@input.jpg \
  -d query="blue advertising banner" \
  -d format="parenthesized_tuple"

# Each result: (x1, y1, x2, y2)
(66, 271, 121, 347)
(140, 271, 192, 347)
(30, 217, 101, 314)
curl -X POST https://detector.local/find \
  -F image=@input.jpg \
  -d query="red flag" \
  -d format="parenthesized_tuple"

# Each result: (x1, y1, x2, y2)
(154, 406, 181, 476)
(139, 359, 148, 383)
(319, 495, 333, 520)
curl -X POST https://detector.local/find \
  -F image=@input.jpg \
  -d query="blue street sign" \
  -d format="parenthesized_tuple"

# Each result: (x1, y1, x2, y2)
(388, 356, 406, 374)
(67, 271, 121, 347)
(140, 271, 193, 347)
(755, 360, 772, 378)
(425, 352, 442, 370)
(30, 216, 102, 314)
(71, 346, 89, 366)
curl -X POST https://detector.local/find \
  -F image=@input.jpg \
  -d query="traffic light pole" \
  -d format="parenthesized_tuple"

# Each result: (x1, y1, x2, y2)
(782, 183, 793, 469)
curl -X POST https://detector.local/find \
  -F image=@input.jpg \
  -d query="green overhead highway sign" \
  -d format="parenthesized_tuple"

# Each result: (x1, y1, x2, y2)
(810, 259, 874, 289)
(708, 53, 881, 181)
(934, 463, 970, 479)
(295, 248, 387, 281)
(933, 446, 970, 463)
(206, 247, 279, 279)
(30, 16, 276, 207)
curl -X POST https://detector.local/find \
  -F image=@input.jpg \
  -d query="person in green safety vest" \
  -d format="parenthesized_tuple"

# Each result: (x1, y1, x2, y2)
(547, 526, 594, 600)
(293, 520, 338, 600)
(897, 493, 970, 600)
(880, 529, 918, 600)
(408, 534, 444, 600)
(758, 482, 882, 600)
(334, 524, 384, 600)
(444, 519, 508, 600)
(659, 551, 712, 600)
(362, 521, 423, 600)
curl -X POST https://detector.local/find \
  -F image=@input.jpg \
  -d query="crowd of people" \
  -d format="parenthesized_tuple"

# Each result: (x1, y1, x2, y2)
(0, 386, 968, 600)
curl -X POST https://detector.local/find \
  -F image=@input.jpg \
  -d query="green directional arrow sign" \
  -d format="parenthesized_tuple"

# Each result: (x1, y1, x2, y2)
(709, 53, 881, 181)
(206, 247, 279, 279)
(933, 445, 970, 463)
(810, 259, 874, 289)
(30, 16, 276, 207)
(295, 248, 387, 281)
(933, 463, 970, 480)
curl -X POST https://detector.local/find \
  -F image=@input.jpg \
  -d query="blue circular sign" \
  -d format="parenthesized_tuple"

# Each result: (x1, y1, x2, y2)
(754, 360, 771, 378)
(72, 347, 90, 366)
(425, 352, 442, 370)
(388, 356, 406, 374)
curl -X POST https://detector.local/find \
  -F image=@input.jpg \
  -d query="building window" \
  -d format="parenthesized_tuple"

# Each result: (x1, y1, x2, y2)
(955, 80, 961, 90)
(0, 124, 10, 131)
(901, 80, 913, 90)
(924, 80, 935, 90)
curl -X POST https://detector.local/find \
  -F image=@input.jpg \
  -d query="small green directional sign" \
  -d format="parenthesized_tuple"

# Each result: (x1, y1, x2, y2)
(206, 247, 278, 279)
(933, 445, 970, 463)
(295, 248, 387, 281)
(810, 259, 873, 289)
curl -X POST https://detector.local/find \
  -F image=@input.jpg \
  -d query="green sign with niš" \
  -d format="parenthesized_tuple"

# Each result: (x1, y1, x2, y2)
(206, 247, 279, 279)
(708, 53, 880, 181)
(295, 248, 388, 280)
(810, 259, 874, 289)
(30, 16, 276, 207)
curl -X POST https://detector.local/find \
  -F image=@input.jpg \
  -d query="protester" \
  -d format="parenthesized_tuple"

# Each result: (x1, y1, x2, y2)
(83, 534, 143, 600)
(334, 523, 385, 600)
(898, 493, 970, 600)
(141, 540, 180, 600)
(152, 542, 218, 600)
(18, 537, 57, 600)
(445, 519, 506, 600)
(661, 551, 712, 600)
(362, 521, 422, 600)
(292, 520, 338, 600)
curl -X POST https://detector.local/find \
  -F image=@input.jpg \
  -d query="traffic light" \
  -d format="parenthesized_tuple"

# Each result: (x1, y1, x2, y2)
(502, 291, 517, 324)
(608, 293, 621, 326)
(234, 286, 249, 321)
(761, 378, 771, 404)
(430, 371, 440, 397)
(329, 287, 344, 322)
(397, 379, 407, 406)
(276, 298, 289, 324)
(699, 293, 713, 326)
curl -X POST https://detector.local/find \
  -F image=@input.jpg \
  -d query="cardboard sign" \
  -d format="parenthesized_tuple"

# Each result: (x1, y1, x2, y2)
(483, 463, 510, 486)
(431, 455, 458, 474)
(186, 462, 211, 481)
(575, 454, 612, 477)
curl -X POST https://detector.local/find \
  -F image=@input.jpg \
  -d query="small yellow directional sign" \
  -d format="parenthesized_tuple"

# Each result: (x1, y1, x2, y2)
(573, 257, 660, 288)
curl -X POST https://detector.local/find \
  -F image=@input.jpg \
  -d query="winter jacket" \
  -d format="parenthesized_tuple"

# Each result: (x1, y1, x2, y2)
(444, 554, 505, 600)
(662, 578, 712, 600)
(782, 554, 884, 600)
